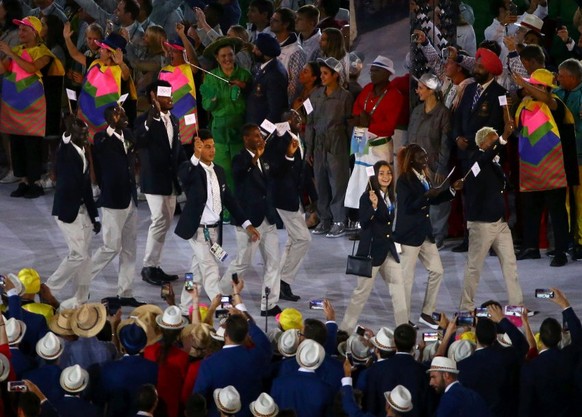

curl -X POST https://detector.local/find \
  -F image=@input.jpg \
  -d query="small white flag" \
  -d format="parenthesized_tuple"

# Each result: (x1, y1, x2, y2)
(118, 93, 129, 105)
(275, 122, 290, 136)
(498, 95, 508, 106)
(365, 166, 375, 177)
(157, 86, 172, 97)
(260, 119, 277, 134)
(471, 162, 481, 177)
(184, 113, 197, 126)
(303, 98, 313, 115)
(66, 88, 77, 101)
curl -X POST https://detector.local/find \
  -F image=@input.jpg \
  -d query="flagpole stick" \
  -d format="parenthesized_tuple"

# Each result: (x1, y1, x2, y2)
(67, 97, 73, 115)
(184, 60, 231, 83)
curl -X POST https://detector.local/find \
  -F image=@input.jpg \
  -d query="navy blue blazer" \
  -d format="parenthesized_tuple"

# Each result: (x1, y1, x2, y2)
(393, 173, 455, 246)
(263, 132, 304, 212)
(194, 321, 272, 417)
(246, 58, 289, 124)
(134, 112, 187, 195)
(92, 128, 138, 209)
(435, 382, 491, 417)
(357, 190, 399, 266)
(365, 353, 430, 417)
(518, 307, 582, 417)
(174, 159, 248, 240)
(23, 364, 65, 405)
(271, 370, 333, 417)
(53, 395, 99, 417)
(52, 138, 99, 224)
(278, 353, 343, 395)
(231, 148, 278, 227)
(7, 296, 49, 357)
(9, 347, 36, 379)
(341, 385, 375, 417)
(452, 80, 506, 162)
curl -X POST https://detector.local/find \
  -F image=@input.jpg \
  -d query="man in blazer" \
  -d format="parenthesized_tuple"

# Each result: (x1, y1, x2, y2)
(221, 123, 282, 316)
(246, 33, 289, 125)
(135, 80, 187, 286)
(459, 126, 523, 311)
(264, 110, 310, 302)
(452, 47, 506, 252)
(45, 115, 100, 308)
(90, 105, 142, 307)
(174, 130, 259, 311)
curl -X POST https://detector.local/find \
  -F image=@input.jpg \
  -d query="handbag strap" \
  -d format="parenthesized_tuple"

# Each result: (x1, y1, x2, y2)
(351, 235, 373, 257)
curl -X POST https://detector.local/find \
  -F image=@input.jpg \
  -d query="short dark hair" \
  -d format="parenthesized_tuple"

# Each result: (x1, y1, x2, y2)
(18, 392, 41, 417)
(198, 128, 213, 140)
(479, 40, 501, 56)
(136, 384, 158, 412)
(275, 7, 296, 32)
(104, 105, 121, 123)
(519, 44, 545, 66)
(242, 123, 260, 137)
(475, 318, 497, 346)
(225, 314, 249, 344)
(249, 0, 274, 20)
(319, 0, 340, 18)
(139, 0, 153, 16)
(303, 318, 327, 346)
(185, 393, 207, 417)
(297, 5, 319, 24)
(540, 317, 562, 348)
(146, 79, 172, 102)
(122, 0, 140, 21)
(394, 324, 416, 352)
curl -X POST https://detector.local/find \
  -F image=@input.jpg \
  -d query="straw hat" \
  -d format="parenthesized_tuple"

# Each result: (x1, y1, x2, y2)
(295, 339, 325, 371)
(0, 354, 9, 382)
(36, 332, 64, 360)
(383, 385, 413, 413)
(6, 317, 27, 345)
(250, 393, 279, 417)
(155, 306, 188, 330)
(426, 356, 459, 374)
(60, 365, 89, 393)
(49, 308, 76, 336)
(131, 304, 163, 346)
(213, 386, 241, 415)
(370, 327, 397, 352)
(71, 303, 107, 338)
(278, 329, 300, 357)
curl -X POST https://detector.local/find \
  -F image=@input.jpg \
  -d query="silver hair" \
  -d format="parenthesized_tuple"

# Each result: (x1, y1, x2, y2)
(559, 58, 582, 81)
(475, 126, 497, 147)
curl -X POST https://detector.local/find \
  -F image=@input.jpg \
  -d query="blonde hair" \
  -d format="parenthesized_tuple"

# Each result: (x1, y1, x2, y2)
(475, 126, 497, 148)
(145, 25, 166, 54)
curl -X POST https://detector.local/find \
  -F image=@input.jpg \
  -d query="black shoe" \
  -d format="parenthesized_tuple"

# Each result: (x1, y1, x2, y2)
(419, 313, 439, 330)
(23, 183, 44, 199)
(10, 182, 29, 197)
(118, 296, 147, 307)
(572, 246, 582, 261)
(156, 267, 179, 282)
(408, 321, 419, 330)
(141, 267, 163, 286)
(260, 305, 282, 317)
(280, 281, 300, 302)
(451, 241, 468, 252)
(550, 252, 567, 267)
(516, 248, 541, 260)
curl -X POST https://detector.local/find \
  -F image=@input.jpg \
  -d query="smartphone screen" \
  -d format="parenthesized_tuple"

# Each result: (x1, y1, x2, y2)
(161, 283, 171, 299)
(423, 332, 440, 342)
(475, 307, 490, 318)
(504, 305, 523, 317)
(309, 299, 324, 310)
(456, 312, 474, 327)
(535, 289, 554, 299)
(7, 381, 27, 392)
(221, 295, 233, 309)
(184, 272, 194, 292)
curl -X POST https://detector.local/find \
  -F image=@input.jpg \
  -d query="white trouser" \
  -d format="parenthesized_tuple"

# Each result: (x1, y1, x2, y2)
(460, 219, 523, 310)
(46, 206, 93, 304)
(222, 220, 281, 310)
(143, 194, 176, 268)
(400, 239, 444, 319)
(277, 207, 311, 284)
(90, 201, 137, 297)
(340, 252, 408, 332)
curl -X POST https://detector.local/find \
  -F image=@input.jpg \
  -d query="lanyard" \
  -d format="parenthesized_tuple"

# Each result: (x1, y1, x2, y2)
(363, 87, 388, 117)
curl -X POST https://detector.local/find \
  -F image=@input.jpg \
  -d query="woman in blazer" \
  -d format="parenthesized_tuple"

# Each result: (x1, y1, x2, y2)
(394, 144, 463, 329)
(340, 161, 408, 332)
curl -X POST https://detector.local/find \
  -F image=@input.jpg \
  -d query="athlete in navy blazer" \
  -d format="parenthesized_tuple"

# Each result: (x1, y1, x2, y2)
(53, 395, 99, 417)
(435, 382, 491, 417)
(271, 368, 333, 417)
(7, 293, 49, 357)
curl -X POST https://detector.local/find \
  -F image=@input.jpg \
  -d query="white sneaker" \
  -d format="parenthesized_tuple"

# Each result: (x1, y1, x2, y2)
(0, 170, 20, 184)
(40, 175, 56, 190)
(92, 184, 101, 199)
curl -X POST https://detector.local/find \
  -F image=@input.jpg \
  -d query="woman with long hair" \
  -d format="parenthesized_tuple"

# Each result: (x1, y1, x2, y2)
(340, 160, 408, 331)
(408, 73, 452, 248)
(134, 25, 166, 109)
(316, 27, 349, 86)
(394, 144, 463, 328)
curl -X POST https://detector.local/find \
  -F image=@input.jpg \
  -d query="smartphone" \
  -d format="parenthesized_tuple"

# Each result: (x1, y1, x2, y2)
(0, 275, 5, 287)
(456, 311, 475, 327)
(309, 298, 324, 310)
(184, 272, 194, 292)
(423, 331, 440, 342)
(475, 307, 490, 318)
(231, 273, 239, 285)
(356, 325, 365, 336)
(215, 309, 229, 319)
(431, 312, 442, 322)
(563, 317, 569, 332)
(161, 282, 171, 300)
(346, 352, 354, 365)
(535, 289, 554, 299)
(7, 381, 27, 392)
(221, 295, 233, 309)
(504, 305, 523, 317)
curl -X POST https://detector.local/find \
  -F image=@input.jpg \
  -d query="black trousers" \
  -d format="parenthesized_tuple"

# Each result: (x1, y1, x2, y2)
(521, 188, 569, 253)
(10, 135, 43, 182)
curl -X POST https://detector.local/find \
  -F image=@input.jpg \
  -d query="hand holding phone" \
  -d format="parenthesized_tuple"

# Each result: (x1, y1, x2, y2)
(309, 299, 324, 310)
(161, 283, 171, 300)
(7, 381, 27, 392)
(535, 289, 554, 299)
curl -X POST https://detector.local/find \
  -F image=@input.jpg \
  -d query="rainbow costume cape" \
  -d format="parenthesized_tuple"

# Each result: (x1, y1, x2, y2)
(78, 61, 122, 140)
(0, 44, 63, 137)
(515, 96, 574, 192)
(159, 63, 197, 144)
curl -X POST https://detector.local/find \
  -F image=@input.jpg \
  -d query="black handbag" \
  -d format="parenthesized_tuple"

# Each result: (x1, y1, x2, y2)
(346, 237, 373, 278)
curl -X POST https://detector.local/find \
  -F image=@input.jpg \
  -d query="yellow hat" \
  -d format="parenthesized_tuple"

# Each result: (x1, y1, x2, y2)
(12, 16, 43, 36)
(276, 308, 303, 331)
(525, 68, 557, 89)
(17, 268, 41, 294)
(459, 330, 476, 344)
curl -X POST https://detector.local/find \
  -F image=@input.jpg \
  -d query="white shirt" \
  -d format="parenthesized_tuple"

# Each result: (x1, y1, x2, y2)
(191, 154, 221, 225)
(106, 126, 127, 153)
(444, 380, 460, 393)
(62, 133, 87, 173)
(246, 149, 263, 172)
